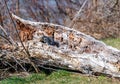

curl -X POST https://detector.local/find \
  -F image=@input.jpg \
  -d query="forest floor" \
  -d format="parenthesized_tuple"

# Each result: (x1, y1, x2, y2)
(0, 38, 120, 84)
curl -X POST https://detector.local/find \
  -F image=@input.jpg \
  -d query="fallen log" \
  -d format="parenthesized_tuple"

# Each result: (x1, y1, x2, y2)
(1, 14, 120, 78)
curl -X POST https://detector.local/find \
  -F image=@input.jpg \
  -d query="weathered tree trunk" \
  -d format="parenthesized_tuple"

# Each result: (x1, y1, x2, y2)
(1, 14, 120, 78)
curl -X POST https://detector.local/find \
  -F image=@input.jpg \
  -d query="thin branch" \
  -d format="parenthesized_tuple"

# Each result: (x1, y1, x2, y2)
(0, 12, 4, 26)
(4, 61, 17, 71)
(0, 34, 12, 44)
(0, 25, 15, 45)
(11, 56, 27, 72)
(16, 0, 19, 15)
(68, 0, 88, 28)
(0, 25, 8, 37)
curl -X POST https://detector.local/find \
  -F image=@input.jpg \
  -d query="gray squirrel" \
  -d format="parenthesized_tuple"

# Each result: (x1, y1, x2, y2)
(41, 35, 59, 47)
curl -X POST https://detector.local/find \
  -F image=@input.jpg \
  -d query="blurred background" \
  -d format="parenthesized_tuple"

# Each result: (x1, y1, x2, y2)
(0, 0, 120, 40)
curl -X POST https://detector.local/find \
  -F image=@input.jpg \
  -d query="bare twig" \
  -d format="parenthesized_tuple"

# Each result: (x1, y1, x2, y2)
(4, 61, 17, 71)
(11, 56, 27, 72)
(68, 0, 88, 28)
(16, 0, 20, 15)
(0, 25, 8, 37)
(0, 25, 16, 45)
(0, 34, 12, 44)
(0, 12, 4, 26)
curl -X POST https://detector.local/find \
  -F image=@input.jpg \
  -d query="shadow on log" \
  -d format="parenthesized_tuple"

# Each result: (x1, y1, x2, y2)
(0, 14, 120, 78)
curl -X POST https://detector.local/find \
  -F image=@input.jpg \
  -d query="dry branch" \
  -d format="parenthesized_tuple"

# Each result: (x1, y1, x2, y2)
(68, 0, 88, 28)
(0, 25, 16, 45)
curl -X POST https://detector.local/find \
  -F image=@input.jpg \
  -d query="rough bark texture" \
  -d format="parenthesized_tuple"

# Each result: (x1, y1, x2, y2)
(1, 14, 120, 78)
